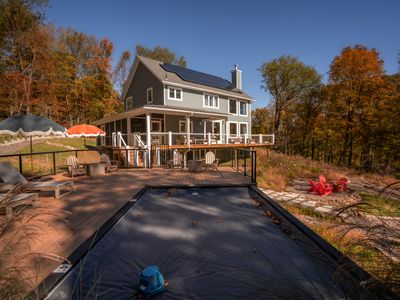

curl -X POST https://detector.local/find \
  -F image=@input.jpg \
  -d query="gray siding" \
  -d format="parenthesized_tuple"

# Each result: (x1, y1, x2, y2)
(164, 85, 251, 134)
(125, 63, 163, 110)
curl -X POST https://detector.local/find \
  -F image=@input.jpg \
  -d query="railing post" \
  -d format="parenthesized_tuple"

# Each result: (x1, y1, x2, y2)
(168, 131, 172, 146)
(259, 134, 262, 144)
(52, 152, 56, 175)
(75, 150, 78, 158)
(272, 134, 275, 145)
(19, 155, 23, 175)
(207, 132, 211, 145)
(243, 150, 247, 176)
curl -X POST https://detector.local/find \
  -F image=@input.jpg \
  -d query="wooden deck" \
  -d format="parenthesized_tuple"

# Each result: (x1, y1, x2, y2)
(3, 167, 250, 290)
(169, 143, 272, 149)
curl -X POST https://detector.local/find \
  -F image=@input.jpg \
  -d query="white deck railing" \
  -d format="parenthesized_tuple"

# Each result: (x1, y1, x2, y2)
(100, 132, 274, 148)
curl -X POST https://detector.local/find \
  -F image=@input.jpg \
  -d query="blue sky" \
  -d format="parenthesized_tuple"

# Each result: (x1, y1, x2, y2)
(47, 0, 400, 108)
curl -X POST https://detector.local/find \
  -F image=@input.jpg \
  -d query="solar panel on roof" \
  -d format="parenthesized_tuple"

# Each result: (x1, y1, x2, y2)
(161, 63, 233, 91)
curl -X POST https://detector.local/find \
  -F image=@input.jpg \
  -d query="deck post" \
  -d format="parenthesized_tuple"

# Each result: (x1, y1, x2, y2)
(126, 117, 131, 146)
(146, 113, 151, 168)
(207, 132, 211, 145)
(259, 134, 262, 144)
(186, 115, 191, 147)
(168, 131, 172, 146)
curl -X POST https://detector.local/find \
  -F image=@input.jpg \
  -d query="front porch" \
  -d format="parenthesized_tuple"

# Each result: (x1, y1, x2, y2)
(93, 105, 274, 149)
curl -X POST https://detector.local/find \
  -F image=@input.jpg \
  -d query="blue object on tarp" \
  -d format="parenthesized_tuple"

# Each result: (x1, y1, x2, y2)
(138, 265, 165, 297)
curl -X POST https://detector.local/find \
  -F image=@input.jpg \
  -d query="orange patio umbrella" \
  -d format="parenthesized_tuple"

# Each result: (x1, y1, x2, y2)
(66, 124, 105, 138)
(67, 124, 105, 162)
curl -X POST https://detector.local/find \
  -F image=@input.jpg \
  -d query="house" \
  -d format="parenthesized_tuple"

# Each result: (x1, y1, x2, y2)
(94, 55, 273, 148)
(93, 56, 273, 166)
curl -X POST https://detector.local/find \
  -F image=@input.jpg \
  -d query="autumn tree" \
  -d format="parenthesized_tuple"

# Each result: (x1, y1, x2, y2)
(259, 56, 321, 133)
(0, 0, 50, 117)
(328, 45, 386, 167)
(113, 50, 131, 92)
(136, 45, 187, 67)
(251, 107, 273, 134)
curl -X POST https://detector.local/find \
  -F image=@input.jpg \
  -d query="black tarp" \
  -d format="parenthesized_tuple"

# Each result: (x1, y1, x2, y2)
(46, 187, 365, 299)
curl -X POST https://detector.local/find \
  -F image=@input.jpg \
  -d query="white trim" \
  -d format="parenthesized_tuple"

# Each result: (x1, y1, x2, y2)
(167, 86, 183, 101)
(239, 122, 248, 135)
(162, 80, 254, 102)
(212, 120, 223, 143)
(179, 120, 193, 133)
(147, 87, 153, 104)
(239, 100, 248, 116)
(126, 96, 133, 111)
(203, 93, 219, 109)
(92, 105, 228, 126)
(227, 121, 238, 137)
(228, 98, 238, 115)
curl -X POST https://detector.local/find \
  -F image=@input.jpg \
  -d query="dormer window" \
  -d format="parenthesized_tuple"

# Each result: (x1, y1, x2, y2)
(168, 87, 182, 100)
(126, 96, 133, 110)
(203, 94, 219, 109)
(147, 87, 153, 104)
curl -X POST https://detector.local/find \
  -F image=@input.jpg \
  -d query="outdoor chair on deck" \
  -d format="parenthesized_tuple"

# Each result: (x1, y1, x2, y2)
(67, 156, 86, 178)
(0, 161, 73, 199)
(100, 154, 118, 173)
(204, 151, 219, 171)
(169, 150, 184, 169)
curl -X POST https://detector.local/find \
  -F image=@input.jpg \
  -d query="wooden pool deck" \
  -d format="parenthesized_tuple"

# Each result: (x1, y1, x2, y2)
(5, 167, 250, 290)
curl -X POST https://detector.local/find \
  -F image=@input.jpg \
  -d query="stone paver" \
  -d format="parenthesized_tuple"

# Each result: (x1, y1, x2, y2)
(260, 188, 334, 216)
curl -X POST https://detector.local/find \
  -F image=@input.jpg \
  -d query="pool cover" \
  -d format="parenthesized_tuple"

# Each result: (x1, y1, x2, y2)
(45, 186, 373, 299)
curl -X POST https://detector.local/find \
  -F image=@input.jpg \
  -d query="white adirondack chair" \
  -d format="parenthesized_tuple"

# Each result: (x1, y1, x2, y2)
(204, 151, 219, 171)
(67, 156, 86, 177)
(169, 150, 184, 168)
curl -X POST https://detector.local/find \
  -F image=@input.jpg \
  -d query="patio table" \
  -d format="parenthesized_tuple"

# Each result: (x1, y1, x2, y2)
(86, 162, 107, 177)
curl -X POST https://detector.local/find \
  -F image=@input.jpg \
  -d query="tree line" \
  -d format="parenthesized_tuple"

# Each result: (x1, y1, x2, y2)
(254, 46, 400, 174)
(0, 0, 187, 126)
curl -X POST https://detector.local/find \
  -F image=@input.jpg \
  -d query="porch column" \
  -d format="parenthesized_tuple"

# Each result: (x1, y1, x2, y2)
(126, 117, 131, 146)
(186, 115, 190, 147)
(146, 113, 151, 148)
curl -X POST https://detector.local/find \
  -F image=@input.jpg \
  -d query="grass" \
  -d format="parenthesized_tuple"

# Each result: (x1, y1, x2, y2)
(0, 137, 100, 178)
(256, 149, 397, 191)
(358, 192, 400, 217)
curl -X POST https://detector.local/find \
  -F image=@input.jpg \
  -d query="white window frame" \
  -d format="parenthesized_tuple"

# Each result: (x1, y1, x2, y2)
(203, 93, 219, 109)
(126, 96, 133, 110)
(228, 98, 238, 115)
(168, 86, 183, 101)
(227, 121, 238, 137)
(239, 122, 248, 136)
(179, 120, 194, 133)
(239, 100, 248, 116)
(147, 87, 153, 104)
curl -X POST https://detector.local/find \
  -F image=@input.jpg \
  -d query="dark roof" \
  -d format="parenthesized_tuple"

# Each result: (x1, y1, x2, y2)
(161, 63, 233, 91)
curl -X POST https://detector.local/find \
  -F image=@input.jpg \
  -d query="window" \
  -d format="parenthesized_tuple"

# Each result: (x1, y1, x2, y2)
(229, 122, 238, 136)
(179, 120, 193, 133)
(239, 101, 247, 116)
(229, 99, 237, 114)
(203, 94, 219, 108)
(126, 96, 133, 110)
(240, 123, 248, 135)
(168, 87, 182, 100)
(147, 87, 153, 104)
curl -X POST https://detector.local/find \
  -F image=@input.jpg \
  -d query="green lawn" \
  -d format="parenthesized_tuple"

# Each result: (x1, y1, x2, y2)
(359, 192, 400, 217)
